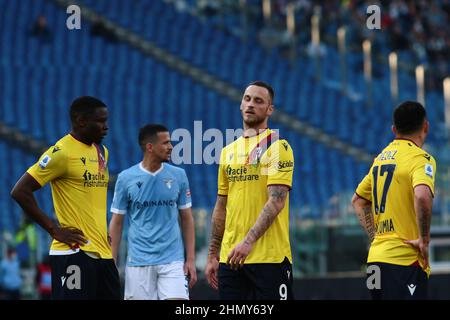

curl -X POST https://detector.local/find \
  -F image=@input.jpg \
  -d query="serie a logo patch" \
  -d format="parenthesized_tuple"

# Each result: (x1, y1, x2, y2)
(39, 155, 51, 169)
(425, 164, 433, 178)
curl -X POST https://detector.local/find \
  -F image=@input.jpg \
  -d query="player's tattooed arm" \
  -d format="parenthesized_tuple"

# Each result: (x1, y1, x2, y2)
(244, 185, 289, 246)
(361, 206, 375, 242)
(414, 185, 433, 244)
(207, 195, 227, 259)
(352, 194, 375, 242)
(404, 184, 433, 269)
(418, 208, 431, 241)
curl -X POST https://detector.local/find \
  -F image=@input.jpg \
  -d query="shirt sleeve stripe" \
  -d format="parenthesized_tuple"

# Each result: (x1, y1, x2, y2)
(354, 191, 371, 203)
(179, 203, 192, 210)
(413, 183, 435, 198)
(111, 208, 127, 214)
(267, 183, 292, 190)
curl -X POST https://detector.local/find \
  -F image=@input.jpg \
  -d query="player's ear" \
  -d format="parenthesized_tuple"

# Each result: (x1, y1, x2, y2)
(71, 112, 82, 127)
(423, 120, 429, 135)
(267, 104, 274, 116)
(73, 116, 84, 129)
(391, 125, 397, 135)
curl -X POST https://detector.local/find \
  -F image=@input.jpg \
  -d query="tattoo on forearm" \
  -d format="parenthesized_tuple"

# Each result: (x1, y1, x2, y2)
(207, 197, 226, 257)
(208, 219, 224, 257)
(244, 186, 288, 245)
(246, 204, 277, 244)
(270, 187, 287, 202)
(418, 208, 430, 239)
(361, 206, 375, 241)
(245, 229, 258, 246)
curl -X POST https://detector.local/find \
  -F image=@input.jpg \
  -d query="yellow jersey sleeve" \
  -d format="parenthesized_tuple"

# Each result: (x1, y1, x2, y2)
(27, 145, 67, 187)
(217, 148, 229, 196)
(411, 154, 436, 196)
(355, 169, 373, 202)
(266, 139, 294, 188)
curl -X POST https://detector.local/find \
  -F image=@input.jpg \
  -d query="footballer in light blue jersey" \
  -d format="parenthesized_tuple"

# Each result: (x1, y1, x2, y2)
(111, 162, 191, 266)
(109, 124, 196, 300)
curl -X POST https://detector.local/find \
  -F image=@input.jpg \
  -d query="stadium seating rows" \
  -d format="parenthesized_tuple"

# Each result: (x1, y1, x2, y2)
(0, 0, 446, 234)
(80, 0, 446, 151)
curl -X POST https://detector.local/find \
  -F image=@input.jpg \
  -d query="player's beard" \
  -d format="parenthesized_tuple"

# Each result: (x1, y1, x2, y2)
(243, 114, 266, 128)
(161, 153, 171, 163)
(94, 136, 104, 145)
(242, 105, 269, 128)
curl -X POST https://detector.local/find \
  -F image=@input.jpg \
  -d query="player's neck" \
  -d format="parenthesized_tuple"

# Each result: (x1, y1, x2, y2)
(142, 156, 162, 173)
(395, 135, 424, 148)
(70, 131, 93, 146)
(242, 124, 269, 138)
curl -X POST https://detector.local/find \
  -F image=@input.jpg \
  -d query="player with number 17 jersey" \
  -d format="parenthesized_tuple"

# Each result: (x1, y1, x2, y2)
(356, 138, 436, 274)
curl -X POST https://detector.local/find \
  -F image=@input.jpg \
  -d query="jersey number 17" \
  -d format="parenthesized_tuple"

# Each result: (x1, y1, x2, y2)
(372, 164, 396, 214)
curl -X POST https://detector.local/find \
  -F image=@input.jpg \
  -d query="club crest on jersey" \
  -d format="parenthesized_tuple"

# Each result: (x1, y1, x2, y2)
(246, 147, 262, 167)
(39, 155, 51, 169)
(256, 147, 263, 159)
(163, 179, 173, 189)
(425, 164, 433, 178)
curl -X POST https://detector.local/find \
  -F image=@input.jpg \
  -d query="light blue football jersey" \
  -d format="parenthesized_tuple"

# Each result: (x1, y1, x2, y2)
(111, 162, 192, 266)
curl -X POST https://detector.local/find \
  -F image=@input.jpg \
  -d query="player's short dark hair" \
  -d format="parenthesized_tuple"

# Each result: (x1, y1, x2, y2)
(247, 81, 274, 103)
(393, 101, 427, 135)
(70, 96, 107, 123)
(138, 124, 169, 152)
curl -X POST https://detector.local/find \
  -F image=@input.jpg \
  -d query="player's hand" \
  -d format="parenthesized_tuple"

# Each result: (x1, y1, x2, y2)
(184, 260, 197, 289)
(227, 241, 252, 270)
(51, 226, 88, 249)
(404, 238, 429, 269)
(205, 256, 219, 290)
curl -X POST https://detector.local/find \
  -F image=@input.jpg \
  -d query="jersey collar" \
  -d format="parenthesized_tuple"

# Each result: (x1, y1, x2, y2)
(139, 162, 164, 176)
(243, 128, 270, 139)
(394, 138, 419, 147)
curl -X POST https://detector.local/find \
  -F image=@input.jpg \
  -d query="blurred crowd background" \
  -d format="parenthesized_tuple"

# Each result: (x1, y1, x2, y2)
(0, 0, 449, 299)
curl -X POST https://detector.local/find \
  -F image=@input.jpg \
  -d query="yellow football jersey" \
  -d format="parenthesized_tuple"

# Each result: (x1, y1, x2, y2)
(27, 134, 112, 258)
(218, 129, 294, 264)
(356, 138, 436, 274)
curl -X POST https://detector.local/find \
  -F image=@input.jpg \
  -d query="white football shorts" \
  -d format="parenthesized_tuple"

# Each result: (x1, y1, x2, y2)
(124, 261, 189, 300)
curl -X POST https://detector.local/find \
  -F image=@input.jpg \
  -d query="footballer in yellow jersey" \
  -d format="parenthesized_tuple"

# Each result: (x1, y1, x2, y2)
(205, 81, 295, 300)
(27, 134, 111, 257)
(11, 96, 120, 299)
(217, 128, 294, 264)
(352, 101, 435, 300)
